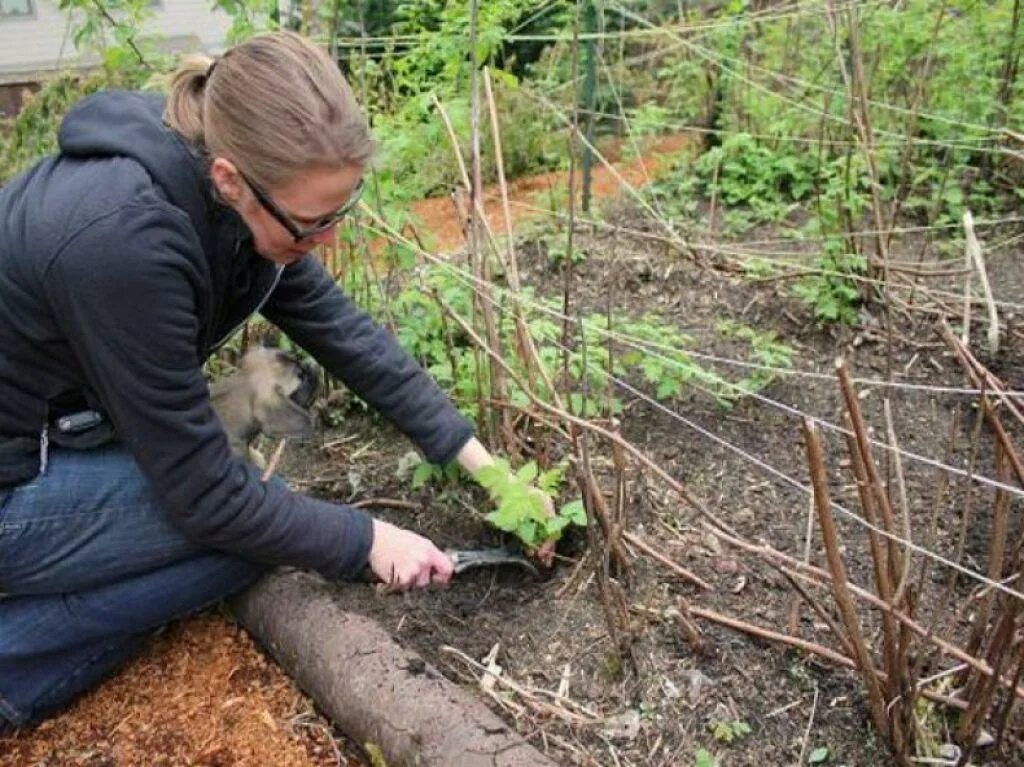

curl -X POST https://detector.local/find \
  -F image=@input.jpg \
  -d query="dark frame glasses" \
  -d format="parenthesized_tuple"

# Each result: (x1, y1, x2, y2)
(239, 170, 363, 242)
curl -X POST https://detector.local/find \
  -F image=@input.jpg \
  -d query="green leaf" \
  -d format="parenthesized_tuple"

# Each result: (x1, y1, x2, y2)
(560, 499, 587, 526)
(694, 749, 716, 767)
(542, 514, 570, 538)
(516, 519, 540, 545)
(473, 462, 510, 495)
(411, 462, 436, 490)
(808, 746, 829, 764)
(486, 503, 521, 533)
(537, 466, 564, 493)
(515, 461, 538, 485)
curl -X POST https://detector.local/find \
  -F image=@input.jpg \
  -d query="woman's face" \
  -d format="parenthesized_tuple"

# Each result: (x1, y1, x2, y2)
(213, 161, 364, 265)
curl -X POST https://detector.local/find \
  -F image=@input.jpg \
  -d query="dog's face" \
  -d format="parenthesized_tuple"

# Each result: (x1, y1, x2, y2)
(210, 348, 319, 452)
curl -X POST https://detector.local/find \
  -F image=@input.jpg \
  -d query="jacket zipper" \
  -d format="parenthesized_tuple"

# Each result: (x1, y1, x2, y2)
(210, 263, 285, 352)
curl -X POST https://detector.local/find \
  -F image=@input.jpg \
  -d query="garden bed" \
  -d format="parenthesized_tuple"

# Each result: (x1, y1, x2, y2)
(6, 151, 1024, 767)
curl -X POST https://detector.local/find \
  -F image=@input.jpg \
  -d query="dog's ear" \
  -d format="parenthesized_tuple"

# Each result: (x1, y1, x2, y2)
(254, 384, 316, 440)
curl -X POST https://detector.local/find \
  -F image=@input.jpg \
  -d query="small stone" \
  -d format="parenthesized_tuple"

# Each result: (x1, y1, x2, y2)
(684, 669, 714, 705)
(662, 678, 681, 700)
(714, 557, 739, 575)
(602, 709, 641, 741)
(937, 744, 961, 761)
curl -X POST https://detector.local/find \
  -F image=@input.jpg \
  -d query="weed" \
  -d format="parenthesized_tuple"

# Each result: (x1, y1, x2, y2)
(694, 748, 719, 767)
(473, 458, 586, 549)
(808, 745, 830, 764)
(709, 718, 751, 744)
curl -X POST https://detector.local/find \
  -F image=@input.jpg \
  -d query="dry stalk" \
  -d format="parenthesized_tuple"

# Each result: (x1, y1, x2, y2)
(939, 323, 1024, 471)
(439, 645, 603, 726)
(574, 321, 632, 660)
(685, 599, 968, 713)
(904, 409, 960, 724)
(575, 454, 626, 655)
(621, 531, 711, 591)
(843, 413, 902, 691)
(610, 422, 627, 532)
(884, 1, 949, 249)
(674, 596, 709, 655)
(993, 640, 1024, 749)
(429, 286, 1024, 715)
(260, 438, 288, 483)
(482, 67, 558, 409)
(965, 445, 1011, 663)
(958, 601, 1022, 763)
(962, 214, 974, 347)
(468, 4, 512, 449)
(962, 211, 999, 354)
(803, 418, 897, 749)
(829, 2, 895, 377)
(707, 526, 1024, 701)
(788, 495, 816, 638)
(431, 93, 511, 450)
(781, 568, 858, 663)
(951, 338, 1024, 428)
(883, 400, 914, 607)
(837, 359, 904, 582)
(689, 603, 854, 669)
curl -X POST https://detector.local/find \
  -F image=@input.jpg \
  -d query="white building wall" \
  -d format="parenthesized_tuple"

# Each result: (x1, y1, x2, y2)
(0, 0, 233, 82)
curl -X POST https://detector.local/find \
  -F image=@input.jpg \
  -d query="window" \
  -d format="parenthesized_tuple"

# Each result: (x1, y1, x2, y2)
(0, 0, 33, 19)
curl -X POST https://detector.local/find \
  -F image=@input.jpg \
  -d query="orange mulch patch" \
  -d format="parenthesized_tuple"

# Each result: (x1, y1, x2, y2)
(408, 132, 693, 253)
(1, 614, 362, 767)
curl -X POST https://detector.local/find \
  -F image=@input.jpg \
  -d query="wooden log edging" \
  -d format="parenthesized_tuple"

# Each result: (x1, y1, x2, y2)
(231, 570, 558, 767)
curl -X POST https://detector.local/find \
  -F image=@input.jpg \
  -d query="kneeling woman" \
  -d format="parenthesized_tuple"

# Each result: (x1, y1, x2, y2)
(0, 31, 518, 730)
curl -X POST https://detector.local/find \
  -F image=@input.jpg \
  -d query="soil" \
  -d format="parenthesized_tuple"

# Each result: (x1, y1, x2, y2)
(6, 131, 1024, 766)
(284, 196, 1024, 765)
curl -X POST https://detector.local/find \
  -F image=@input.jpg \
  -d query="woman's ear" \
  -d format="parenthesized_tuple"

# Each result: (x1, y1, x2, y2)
(210, 157, 245, 205)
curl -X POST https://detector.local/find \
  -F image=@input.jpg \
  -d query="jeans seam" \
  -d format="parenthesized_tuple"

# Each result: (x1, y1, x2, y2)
(1, 505, 146, 526)
(29, 638, 129, 722)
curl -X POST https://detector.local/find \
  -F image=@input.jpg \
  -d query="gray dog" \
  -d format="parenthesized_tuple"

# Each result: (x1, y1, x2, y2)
(209, 347, 319, 466)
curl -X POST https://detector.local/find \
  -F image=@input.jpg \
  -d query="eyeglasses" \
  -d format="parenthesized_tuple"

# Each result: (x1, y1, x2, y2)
(239, 170, 364, 242)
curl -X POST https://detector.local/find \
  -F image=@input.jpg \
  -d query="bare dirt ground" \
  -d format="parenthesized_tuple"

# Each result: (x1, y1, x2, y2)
(279, 196, 1024, 765)
(5, 131, 1024, 765)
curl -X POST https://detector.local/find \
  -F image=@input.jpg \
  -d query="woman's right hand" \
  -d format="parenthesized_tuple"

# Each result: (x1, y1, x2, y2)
(368, 518, 454, 590)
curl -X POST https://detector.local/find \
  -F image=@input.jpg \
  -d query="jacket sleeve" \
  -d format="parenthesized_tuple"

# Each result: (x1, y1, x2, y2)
(43, 203, 373, 579)
(261, 255, 474, 465)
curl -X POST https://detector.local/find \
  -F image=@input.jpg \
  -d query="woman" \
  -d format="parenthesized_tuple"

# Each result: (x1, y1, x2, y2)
(0, 31, 519, 730)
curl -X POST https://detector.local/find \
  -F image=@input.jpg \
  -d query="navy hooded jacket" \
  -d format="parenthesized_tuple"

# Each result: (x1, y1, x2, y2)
(0, 91, 474, 578)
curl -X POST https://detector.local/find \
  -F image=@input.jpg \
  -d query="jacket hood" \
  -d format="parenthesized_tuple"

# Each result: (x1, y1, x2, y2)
(58, 90, 210, 236)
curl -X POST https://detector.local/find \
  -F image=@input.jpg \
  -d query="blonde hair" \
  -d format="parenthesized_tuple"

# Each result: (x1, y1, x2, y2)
(164, 31, 374, 189)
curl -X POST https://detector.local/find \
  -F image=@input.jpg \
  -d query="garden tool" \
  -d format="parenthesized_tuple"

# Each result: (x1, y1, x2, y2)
(444, 546, 539, 577)
(360, 545, 539, 586)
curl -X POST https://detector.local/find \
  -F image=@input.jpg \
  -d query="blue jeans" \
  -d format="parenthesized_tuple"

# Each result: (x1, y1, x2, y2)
(0, 445, 268, 728)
